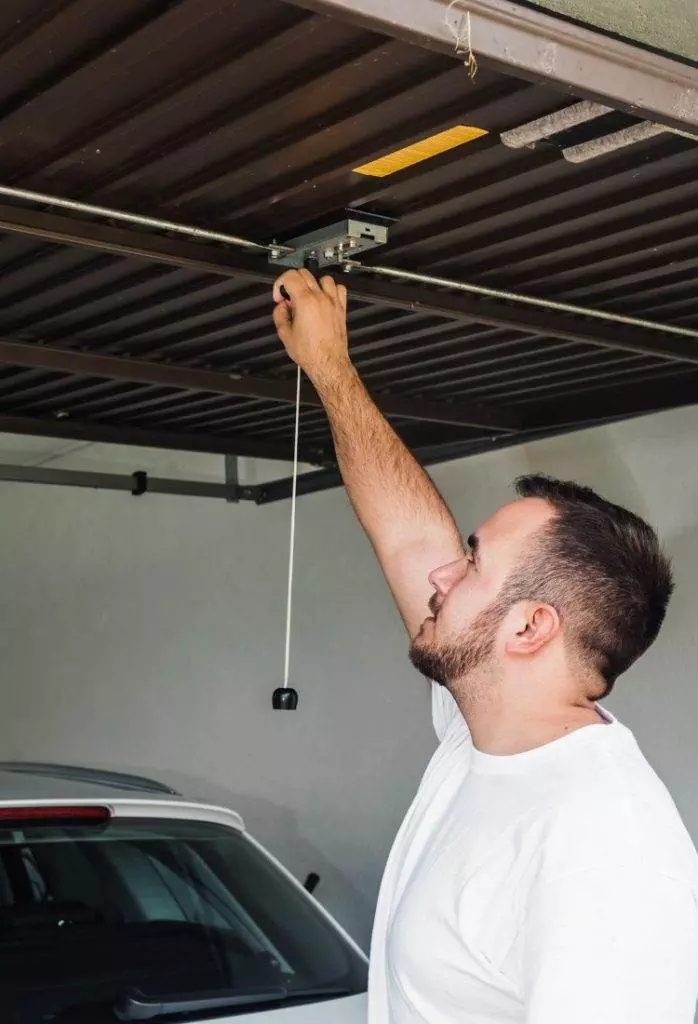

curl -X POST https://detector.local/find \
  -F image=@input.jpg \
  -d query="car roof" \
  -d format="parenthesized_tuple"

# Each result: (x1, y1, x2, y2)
(0, 762, 225, 806)
(0, 762, 180, 801)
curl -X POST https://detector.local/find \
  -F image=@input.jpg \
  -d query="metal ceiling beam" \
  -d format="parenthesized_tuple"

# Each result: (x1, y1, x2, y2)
(0, 339, 515, 432)
(0, 413, 313, 464)
(521, 369, 698, 431)
(256, 374, 698, 502)
(255, 466, 344, 503)
(284, 0, 698, 132)
(254, 423, 585, 503)
(6, 370, 695, 505)
(0, 201, 694, 366)
(347, 276, 698, 365)
(0, 201, 274, 282)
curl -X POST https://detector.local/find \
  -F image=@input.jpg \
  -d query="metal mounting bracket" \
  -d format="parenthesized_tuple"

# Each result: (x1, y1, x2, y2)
(269, 211, 393, 269)
(225, 454, 240, 503)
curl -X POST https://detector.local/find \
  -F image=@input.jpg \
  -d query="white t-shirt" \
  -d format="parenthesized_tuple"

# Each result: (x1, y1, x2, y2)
(368, 685, 698, 1023)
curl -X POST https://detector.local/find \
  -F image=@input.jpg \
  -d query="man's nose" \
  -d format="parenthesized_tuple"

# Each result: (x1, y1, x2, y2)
(429, 557, 466, 597)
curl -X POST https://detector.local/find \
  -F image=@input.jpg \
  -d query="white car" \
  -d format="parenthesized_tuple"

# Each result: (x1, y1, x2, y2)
(0, 762, 368, 1022)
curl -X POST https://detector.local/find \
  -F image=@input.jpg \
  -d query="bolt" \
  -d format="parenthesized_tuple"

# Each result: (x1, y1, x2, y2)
(323, 247, 335, 260)
(270, 248, 281, 260)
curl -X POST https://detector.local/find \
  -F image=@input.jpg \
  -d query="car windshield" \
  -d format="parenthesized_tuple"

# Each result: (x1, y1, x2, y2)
(0, 814, 367, 1022)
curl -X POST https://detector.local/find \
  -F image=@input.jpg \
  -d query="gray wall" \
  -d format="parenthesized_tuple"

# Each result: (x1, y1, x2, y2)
(528, 0, 698, 62)
(2, 403, 698, 950)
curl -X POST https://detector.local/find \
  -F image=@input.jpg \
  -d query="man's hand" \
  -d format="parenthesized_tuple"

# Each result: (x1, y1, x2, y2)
(272, 269, 350, 386)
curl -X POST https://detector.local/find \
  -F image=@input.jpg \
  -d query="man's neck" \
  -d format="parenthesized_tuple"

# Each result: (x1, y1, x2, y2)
(451, 675, 607, 756)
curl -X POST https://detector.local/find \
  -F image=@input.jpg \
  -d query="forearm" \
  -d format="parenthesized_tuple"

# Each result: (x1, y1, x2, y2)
(314, 361, 464, 631)
(316, 363, 457, 548)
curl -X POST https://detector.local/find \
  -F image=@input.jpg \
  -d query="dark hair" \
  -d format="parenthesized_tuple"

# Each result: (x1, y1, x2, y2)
(509, 475, 674, 696)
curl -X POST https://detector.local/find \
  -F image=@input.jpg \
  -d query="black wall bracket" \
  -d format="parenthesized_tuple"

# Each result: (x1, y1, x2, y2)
(131, 470, 148, 496)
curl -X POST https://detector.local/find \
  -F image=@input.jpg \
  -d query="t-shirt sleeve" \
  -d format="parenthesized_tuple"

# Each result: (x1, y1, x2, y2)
(430, 681, 460, 741)
(522, 865, 698, 1024)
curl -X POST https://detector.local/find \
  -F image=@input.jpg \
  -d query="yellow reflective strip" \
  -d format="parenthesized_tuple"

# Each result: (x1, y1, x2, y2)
(353, 125, 488, 178)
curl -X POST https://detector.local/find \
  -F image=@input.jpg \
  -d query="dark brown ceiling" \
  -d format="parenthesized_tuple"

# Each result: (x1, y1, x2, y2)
(0, 0, 696, 492)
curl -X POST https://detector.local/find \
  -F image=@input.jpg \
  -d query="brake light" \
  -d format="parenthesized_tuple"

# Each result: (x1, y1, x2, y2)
(0, 805, 110, 825)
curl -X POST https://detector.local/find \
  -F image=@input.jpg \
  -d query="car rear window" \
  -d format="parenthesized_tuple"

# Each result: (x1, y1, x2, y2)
(0, 814, 367, 1022)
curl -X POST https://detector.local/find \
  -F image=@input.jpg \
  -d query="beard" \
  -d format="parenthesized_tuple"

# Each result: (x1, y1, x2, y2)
(409, 598, 508, 690)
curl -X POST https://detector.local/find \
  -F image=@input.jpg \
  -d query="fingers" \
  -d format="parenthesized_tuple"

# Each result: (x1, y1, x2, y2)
(299, 267, 320, 291)
(273, 269, 347, 313)
(272, 269, 297, 304)
(272, 300, 291, 336)
(321, 276, 348, 314)
(272, 268, 317, 304)
(319, 275, 337, 298)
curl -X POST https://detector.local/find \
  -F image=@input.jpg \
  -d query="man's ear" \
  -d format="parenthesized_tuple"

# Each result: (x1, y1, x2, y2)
(504, 602, 561, 656)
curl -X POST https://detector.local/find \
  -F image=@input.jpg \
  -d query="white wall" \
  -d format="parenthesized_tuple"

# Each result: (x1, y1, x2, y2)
(2, 403, 698, 950)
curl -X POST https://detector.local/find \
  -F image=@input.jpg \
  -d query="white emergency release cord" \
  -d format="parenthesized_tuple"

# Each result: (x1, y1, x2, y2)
(282, 364, 302, 689)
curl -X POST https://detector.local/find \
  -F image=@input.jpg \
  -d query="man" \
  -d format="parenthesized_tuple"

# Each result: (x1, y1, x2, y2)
(272, 269, 698, 1024)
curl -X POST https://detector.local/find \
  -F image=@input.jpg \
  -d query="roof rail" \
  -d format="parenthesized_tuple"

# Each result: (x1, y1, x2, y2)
(0, 762, 180, 796)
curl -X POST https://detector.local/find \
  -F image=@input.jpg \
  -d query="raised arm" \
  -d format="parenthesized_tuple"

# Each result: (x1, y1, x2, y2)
(272, 269, 464, 638)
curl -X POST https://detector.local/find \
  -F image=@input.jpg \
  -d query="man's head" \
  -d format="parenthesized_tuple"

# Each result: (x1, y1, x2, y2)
(410, 475, 673, 700)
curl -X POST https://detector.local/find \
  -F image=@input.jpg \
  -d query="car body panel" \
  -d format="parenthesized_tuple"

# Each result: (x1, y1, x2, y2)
(0, 766, 369, 1023)
(198, 992, 367, 1022)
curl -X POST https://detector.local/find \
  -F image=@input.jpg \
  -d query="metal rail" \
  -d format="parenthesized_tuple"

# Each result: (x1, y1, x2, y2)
(0, 464, 254, 501)
(341, 262, 698, 342)
(1, 182, 695, 344)
(0, 184, 294, 256)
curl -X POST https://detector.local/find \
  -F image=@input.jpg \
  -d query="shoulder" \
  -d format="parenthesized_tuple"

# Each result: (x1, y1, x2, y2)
(539, 722, 698, 888)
